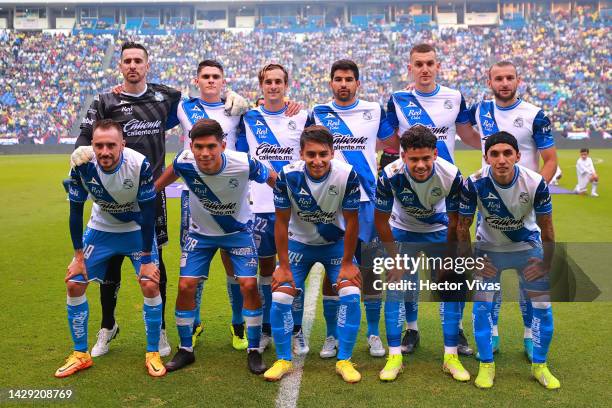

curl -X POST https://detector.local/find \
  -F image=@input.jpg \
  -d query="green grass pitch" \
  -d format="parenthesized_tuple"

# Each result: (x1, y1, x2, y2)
(0, 149, 610, 407)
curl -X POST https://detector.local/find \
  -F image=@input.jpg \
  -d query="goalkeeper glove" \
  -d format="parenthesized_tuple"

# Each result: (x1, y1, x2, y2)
(70, 146, 94, 168)
(224, 90, 250, 117)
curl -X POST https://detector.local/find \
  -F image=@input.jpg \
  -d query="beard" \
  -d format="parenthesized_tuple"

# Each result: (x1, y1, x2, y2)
(334, 89, 355, 103)
(492, 87, 517, 103)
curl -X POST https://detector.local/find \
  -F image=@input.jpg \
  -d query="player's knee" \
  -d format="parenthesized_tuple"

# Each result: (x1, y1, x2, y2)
(66, 281, 87, 296)
(139, 279, 159, 296)
(259, 257, 275, 276)
(178, 278, 198, 297)
(239, 277, 258, 296)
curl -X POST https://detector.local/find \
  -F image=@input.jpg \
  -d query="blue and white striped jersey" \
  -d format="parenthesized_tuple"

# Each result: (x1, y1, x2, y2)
(173, 149, 269, 237)
(69, 147, 156, 233)
(387, 84, 470, 163)
(308, 99, 395, 203)
(274, 159, 360, 245)
(376, 157, 462, 233)
(459, 164, 553, 252)
(241, 105, 308, 213)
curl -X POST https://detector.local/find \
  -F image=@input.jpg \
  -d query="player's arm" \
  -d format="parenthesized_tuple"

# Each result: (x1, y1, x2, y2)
(533, 110, 558, 183)
(376, 104, 399, 151)
(154, 164, 180, 192)
(528, 178, 555, 280)
(71, 96, 104, 167)
(272, 170, 295, 292)
(338, 170, 361, 288)
(137, 159, 160, 283)
(374, 171, 398, 256)
(457, 177, 478, 256)
(539, 147, 558, 183)
(445, 171, 463, 243)
(455, 95, 482, 149)
(247, 156, 276, 187)
(65, 168, 89, 282)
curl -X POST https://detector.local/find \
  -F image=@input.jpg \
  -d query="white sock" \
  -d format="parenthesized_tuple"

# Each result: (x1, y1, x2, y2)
(444, 346, 458, 355)
(458, 321, 464, 330)
(180, 346, 193, 352)
(406, 321, 418, 330)
(492, 325, 499, 337)
(524, 327, 532, 339)
(389, 346, 402, 355)
(592, 182, 598, 194)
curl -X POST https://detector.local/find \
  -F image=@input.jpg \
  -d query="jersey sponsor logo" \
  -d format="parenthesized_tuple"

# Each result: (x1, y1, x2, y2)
(123, 119, 162, 137)
(118, 99, 130, 105)
(96, 200, 136, 214)
(297, 196, 313, 206)
(87, 108, 97, 115)
(485, 214, 525, 231)
(121, 105, 133, 115)
(514, 117, 524, 128)
(288, 250, 304, 265)
(297, 209, 336, 224)
(255, 143, 294, 161)
(82, 117, 95, 126)
(482, 120, 497, 133)
(401, 205, 435, 218)
(197, 197, 237, 216)
(363, 111, 372, 121)
(190, 112, 208, 121)
(332, 134, 367, 151)
(227, 246, 255, 256)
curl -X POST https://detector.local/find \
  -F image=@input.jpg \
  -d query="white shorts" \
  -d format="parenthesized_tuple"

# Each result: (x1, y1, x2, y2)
(575, 172, 594, 192)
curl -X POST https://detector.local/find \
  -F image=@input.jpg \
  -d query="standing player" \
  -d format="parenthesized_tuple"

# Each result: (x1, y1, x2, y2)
(574, 148, 599, 196)
(386, 44, 480, 354)
(56, 119, 165, 378)
(154, 119, 276, 374)
(70, 44, 249, 358)
(468, 60, 558, 360)
(265, 126, 363, 383)
(458, 131, 559, 389)
(240, 64, 309, 354)
(374, 126, 469, 382)
(308, 59, 395, 359)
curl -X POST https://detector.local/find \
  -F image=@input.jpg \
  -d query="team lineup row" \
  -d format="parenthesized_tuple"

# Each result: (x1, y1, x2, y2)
(56, 41, 560, 390)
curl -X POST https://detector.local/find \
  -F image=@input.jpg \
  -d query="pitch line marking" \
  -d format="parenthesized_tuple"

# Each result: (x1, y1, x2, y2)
(275, 264, 323, 408)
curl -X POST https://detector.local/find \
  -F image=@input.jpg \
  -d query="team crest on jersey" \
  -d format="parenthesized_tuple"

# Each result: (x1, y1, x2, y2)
(123, 179, 134, 189)
(154, 92, 164, 102)
(431, 187, 442, 197)
(513, 117, 524, 128)
(443, 100, 453, 110)
(519, 192, 529, 204)
(362, 111, 372, 121)
(288, 120, 297, 130)
(329, 185, 338, 195)
(228, 178, 239, 188)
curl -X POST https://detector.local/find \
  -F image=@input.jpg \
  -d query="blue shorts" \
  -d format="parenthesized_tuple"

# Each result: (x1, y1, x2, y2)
(286, 240, 346, 292)
(180, 189, 190, 248)
(474, 246, 550, 293)
(180, 231, 258, 279)
(70, 228, 159, 283)
(253, 213, 276, 258)
(358, 201, 377, 243)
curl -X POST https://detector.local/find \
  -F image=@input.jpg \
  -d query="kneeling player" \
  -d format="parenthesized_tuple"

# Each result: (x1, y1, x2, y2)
(156, 119, 276, 374)
(374, 125, 469, 382)
(56, 119, 165, 378)
(574, 148, 599, 197)
(458, 131, 560, 389)
(265, 126, 363, 383)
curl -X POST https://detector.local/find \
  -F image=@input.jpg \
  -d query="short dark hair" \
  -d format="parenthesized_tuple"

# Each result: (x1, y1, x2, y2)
(258, 63, 289, 85)
(121, 42, 148, 59)
(484, 131, 519, 154)
(197, 59, 224, 75)
(300, 125, 334, 151)
(488, 60, 518, 78)
(330, 59, 359, 81)
(580, 148, 590, 154)
(93, 119, 123, 138)
(410, 43, 436, 56)
(400, 125, 437, 151)
(189, 119, 224, 143)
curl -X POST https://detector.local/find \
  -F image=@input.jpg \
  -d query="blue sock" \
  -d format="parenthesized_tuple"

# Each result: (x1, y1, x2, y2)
(519, 287, 533, 333)
(292, 288, 304, 329)
(175, 308, 196, 350)
(440, 302, 461, 348)
(143, 295, 162, 352)
(271, 292, 294, 361)
(337, 287, 361, 360)
(227, 276, 244, 325)
(243, 308, 263, 350)
(531, 302, 553, 363)
(259, 276, 272, 327)
(364, 298, 381, 337)
(491, 291, 502, 327)
(384, 300, 405, 348)
(405, 301, 419, 329)
(67, 295, 89, 352)
(473, 301, 494, 363)
(322, 296, 339, 338)
(193, 279, 204, 327)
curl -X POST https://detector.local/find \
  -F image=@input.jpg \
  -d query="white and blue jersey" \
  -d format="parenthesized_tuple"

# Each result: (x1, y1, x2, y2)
(178, 98, 245, 153)
(69, 147, 157, 233)
(459, 164, 552, 252)
(376, 157, 462, 234)
(274, 159, 360, 246)
(468, 99, 554, 171)
(241, 105, 308, 214)
(172, 149, 269, 237)
(387, 85, 470, 163)
(308, 99, 395, 202)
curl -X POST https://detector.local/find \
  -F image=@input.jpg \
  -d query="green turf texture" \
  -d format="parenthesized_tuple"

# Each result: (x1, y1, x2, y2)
(0, 150, 610, 407)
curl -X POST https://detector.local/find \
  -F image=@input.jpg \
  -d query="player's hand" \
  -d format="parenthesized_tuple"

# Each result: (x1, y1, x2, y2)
(405, 82, 416, 91)
(284, 99, 302, 117)
(111, 84, 124, 94)
(337, 262, 362, 289)
(70, 146, 94, 168)
(224, 90, 249, 117)
(476, 255, 497, 278)
(65, 257, 87, 282)
(522, 257, 546, 281)
(266, 170, 278, 188)
(139, 262, 160, 284)
(272, 264, 296, 293)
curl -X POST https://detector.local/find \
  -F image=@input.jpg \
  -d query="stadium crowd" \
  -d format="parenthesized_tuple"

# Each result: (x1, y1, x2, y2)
(0, 11, 609, 142)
